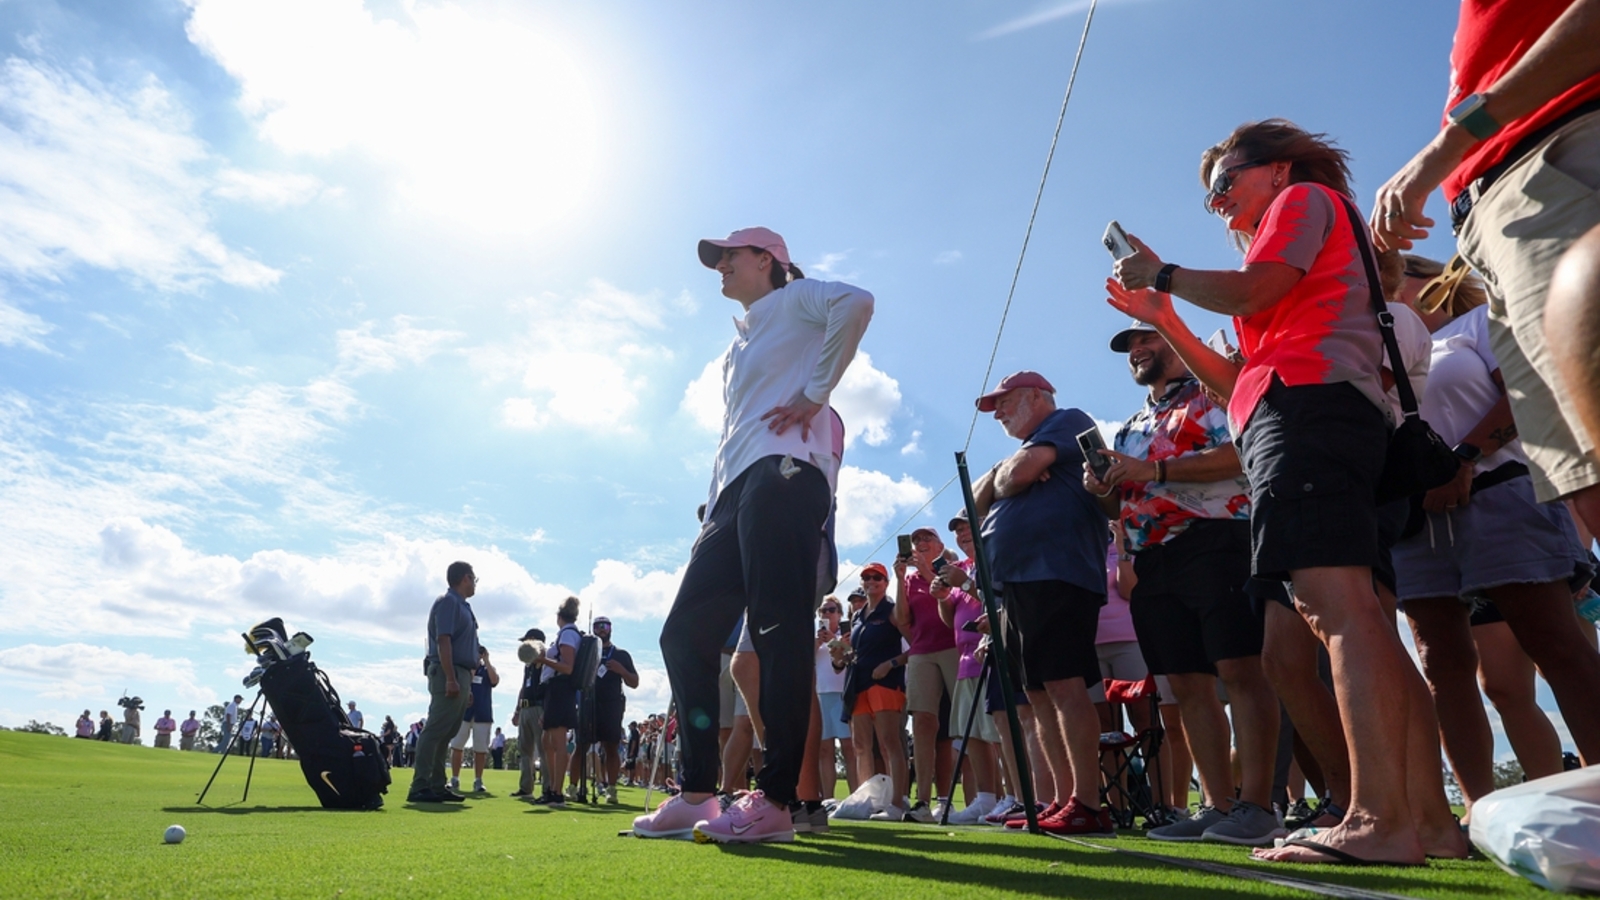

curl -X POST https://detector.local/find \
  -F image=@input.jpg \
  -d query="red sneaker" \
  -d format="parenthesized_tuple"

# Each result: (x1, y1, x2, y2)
(1038, 797, 1116, 836)
(1005, 801, 1060, 829)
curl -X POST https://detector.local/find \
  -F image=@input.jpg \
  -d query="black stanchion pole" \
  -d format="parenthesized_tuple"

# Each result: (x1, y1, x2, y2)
(955, 451, 1040, 834)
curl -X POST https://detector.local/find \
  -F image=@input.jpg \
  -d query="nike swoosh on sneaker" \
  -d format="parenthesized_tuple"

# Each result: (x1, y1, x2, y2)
(731, 821, 755, 834)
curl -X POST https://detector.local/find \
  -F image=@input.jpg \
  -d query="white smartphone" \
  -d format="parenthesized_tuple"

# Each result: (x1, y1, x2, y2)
(1102, 220, 1135, 260)
(1205, 328, 1237, 356)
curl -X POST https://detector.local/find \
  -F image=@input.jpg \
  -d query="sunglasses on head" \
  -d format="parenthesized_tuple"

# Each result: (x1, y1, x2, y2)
(1204, 159, 1270, 214)
(1414, 254, 1472, 315)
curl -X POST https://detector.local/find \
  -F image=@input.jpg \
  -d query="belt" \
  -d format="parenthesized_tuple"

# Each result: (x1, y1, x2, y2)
(1450, 97, 1600, 233)
(1470, 460, 1528, 495)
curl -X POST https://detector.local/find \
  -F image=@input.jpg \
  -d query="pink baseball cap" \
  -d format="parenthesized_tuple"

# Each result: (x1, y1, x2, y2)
(698, 227, 792, 269)
(975, 371, 1056, 412)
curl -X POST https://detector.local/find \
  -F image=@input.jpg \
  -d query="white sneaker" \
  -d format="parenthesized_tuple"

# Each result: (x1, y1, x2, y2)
(448, 777, 459, 792)
(607, 786, 619, 804)
(472, 779, 485, 793)
(949, 795, 996, 825)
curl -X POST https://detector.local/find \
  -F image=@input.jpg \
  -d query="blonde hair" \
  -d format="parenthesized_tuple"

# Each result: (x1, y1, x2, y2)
(1402, 254, 1486, 318)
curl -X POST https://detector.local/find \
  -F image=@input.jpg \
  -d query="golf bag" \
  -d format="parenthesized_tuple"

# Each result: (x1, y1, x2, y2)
(572, 633, 602, 745)
(258, 653, 389, 810)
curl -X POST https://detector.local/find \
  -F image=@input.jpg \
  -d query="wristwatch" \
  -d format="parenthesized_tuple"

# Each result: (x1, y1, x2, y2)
(1452, 441, 1483, 464)
(1447, 93, 1501, 141)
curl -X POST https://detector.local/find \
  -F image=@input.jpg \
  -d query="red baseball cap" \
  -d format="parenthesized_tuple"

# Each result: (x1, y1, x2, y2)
(698, 227, 792, 269)
(976, 371, 1056, 412)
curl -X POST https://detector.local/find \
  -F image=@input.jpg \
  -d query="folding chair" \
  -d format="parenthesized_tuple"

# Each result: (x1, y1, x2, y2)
(1097, 676, 1173, 829)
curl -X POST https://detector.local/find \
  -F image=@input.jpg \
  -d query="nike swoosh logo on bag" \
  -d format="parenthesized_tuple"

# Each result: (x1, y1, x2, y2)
(320, 771, 342, 795)
(758, 623, 779, 635)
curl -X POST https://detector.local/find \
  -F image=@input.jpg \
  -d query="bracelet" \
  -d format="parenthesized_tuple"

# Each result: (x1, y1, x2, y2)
(1154, 263, 1179, 294)
(1154, 459, 1167, 483)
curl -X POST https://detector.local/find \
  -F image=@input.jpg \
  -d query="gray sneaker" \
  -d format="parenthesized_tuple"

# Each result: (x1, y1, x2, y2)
(790, 802, 812, 834)
(807, 803, 830, 834)
(1201, 801, 1288, 846)
(1147, 805, 1225, 842)
(902, 801, 936, 823)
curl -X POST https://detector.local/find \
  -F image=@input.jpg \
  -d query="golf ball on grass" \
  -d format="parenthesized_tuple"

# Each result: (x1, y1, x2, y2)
(164, 825, 185, 844)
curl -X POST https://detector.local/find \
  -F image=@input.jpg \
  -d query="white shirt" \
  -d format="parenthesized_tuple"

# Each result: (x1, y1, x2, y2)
(347, 708, 363, 730)
(815, 632, 846, 694)
(223, 700, 239, 725)
(1418, 306, 1521, 474)
(706, 278, 873, 514)
(541, 624, 582, 685)
(1383, 302, 1433, 425)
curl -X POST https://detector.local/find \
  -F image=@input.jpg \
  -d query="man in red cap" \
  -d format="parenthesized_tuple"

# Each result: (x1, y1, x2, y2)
(972, 371, 1115, 835)
(634, 227, 873, 844)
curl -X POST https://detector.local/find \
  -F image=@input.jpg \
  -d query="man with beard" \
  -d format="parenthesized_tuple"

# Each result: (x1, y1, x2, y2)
(591, 617, 639, 804)
(972, 371, 1114, 835)
(1083, 321, 1282, 845)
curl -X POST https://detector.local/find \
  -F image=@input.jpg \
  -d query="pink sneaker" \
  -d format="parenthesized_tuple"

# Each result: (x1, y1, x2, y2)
(633, 793, 720, 839)
(692, 790, 795, 844)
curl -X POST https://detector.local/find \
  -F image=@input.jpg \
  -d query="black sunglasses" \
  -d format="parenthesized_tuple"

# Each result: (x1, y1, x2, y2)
(1204, 160, 1270, 213)
(860, 573, 886, 582)
(820, 606, 840, 614)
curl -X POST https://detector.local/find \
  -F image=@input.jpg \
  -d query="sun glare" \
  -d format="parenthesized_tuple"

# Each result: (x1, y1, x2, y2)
(188, 0, 603, 236)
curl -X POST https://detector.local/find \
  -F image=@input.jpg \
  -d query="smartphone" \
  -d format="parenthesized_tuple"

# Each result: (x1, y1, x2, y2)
(931, 556, 947, 575)
(1102, 220, 1135, 261)
(1077, 426, 1113, 482)
(1206, 328, 1237, 357)
(896, 534, 913, 558)
(961, 620, 981, 633)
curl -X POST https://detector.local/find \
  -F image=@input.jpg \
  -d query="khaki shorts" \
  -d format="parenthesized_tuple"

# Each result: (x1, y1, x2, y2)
(1458, 109, 1600, 501)
(450, 720, 491, 753)
(905, 647, 959, 715)
(951, 675, 1000, 743)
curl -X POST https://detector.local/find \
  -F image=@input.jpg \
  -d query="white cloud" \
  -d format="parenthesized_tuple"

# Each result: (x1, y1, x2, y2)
(0, 57, 280, 290)
(934, 250, 963, 265)
(900, 430, 923, 456)
(976, 0, 1152, 41)
(680, 349, 901, 450)
(0, 643, 208, 705)
(0, 296, 51, 351)
(479, 280, 677, 432)
(1092, 416, 1123, 447)
(185, 0, 603, 235)
(212, 168, 335, 208)
(579, 559, 686, 622)
(809, 251, 857, 281)
(335, 316, 462, 378)
(833, 465, 934, 548)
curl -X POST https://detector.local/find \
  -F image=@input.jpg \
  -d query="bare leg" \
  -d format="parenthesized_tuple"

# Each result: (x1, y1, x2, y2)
(1405, 597, 1495, 805)
(1495, 579, 1600, 765)
(1042, 677, 1104, 808)
(873, 709, 911, 804)
(1474, 620, 1563, 779)
(1025, 689, 1072, 805)
(797, 692, 823, 802)
(730, 649, 763, 745)
(1165, 672, 1233, 810)
(1260, 601, 1351, 811)
(1158, 703, 1192, 810)
(911, 710, 939, 806)
(849, 714, 878, 786)
(1216, 655, 1279, 809)
(1254, 567, 1431, 865)
(719, 716, 755, 794)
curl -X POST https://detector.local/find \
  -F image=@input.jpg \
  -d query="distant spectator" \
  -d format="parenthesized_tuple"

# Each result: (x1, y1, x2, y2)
(219, 695, 241, 753)
(814, 596, 854, 797)
(535, 597, 584, 807)
(592, 617, 639, 804)
(835, 562, 910, 815)
(511, 627, 548, 799)
(153, 710, 177, 749)
(346, 701, 364, 731)
(893, 527, 960, 823)
(490, 728, 506, 770)
(235, 711, 256, 756)
(380, 716, 400, 766)
(260, 715, 280, 758)
(96, 710, 114, 741)
(120, 702, 141, 745)
(450, 646, 499, 794)
(75, 710, 93, 739)
(179, 711, 200, 751)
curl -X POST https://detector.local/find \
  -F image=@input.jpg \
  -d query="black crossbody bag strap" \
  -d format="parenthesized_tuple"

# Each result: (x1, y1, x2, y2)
(1335, 192, 1420, 421)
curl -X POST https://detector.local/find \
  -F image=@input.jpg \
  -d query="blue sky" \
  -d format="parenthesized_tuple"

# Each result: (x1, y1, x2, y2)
(0, 0, 1567, 756)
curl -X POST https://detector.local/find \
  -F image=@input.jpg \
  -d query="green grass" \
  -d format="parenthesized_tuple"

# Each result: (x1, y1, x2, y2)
(0, 730, 1540, 898)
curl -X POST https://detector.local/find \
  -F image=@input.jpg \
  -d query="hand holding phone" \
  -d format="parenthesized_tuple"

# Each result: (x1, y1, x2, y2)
(961, 619, 981, 633)
(1103, 220, 1135, 261)
(896, 534, 913, 558)
(1077, 427, 1113, 483)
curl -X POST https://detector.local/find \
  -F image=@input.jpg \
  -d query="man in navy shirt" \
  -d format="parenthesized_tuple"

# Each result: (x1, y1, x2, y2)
(449, 647, 499, 794)
(973, 371, 1113, 836)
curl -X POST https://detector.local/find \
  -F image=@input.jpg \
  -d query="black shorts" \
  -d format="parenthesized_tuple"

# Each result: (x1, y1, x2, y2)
(1002, 580, 1104, 691)
(596, 701, 625, 744)
(1237, 379, 1387, 581)
(542, 678, 578, 730)
(1130, 519, 1263, 675)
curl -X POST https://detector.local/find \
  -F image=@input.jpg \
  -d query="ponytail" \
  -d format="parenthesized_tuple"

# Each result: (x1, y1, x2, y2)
(767, 261, 805, 291)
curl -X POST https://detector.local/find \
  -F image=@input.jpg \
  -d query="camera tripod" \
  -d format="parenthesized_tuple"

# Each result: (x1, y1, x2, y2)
(196, 687, 268, 805)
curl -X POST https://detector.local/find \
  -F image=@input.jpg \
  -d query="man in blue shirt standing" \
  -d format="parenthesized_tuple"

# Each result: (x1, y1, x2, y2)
(408, 561, 480, 804)
(973, 371, 1114, 836)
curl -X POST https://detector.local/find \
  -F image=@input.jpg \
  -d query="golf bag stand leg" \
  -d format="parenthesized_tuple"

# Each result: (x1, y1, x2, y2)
(643, 699, 676, 813)
(939, 649, 995, 826)
(196, 688, 268, 806)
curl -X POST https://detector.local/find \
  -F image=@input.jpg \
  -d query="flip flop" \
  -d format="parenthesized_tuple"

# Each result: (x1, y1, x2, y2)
(1276, 838, 1424, 868)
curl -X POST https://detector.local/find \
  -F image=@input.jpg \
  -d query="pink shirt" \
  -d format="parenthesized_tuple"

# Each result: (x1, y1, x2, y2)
(950, 560, 986, 679)
(903, 571, 957, 656)
(1096, 543, 1138, 645)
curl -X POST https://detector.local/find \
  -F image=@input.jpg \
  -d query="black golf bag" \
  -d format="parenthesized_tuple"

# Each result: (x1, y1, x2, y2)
(258, 654, 390, 810)
(572, 633, 601, 745)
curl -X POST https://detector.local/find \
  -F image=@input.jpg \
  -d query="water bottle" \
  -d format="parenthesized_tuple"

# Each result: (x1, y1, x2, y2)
(1577, 589, 1600, 625)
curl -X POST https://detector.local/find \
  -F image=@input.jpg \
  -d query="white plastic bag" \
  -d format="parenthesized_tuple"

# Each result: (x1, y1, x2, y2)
(1470, 766, 1600, 893)
(830, 773, 895, 820)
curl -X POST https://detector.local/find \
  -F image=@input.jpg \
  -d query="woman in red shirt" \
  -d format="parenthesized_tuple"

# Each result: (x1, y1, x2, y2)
(1107, 119, 1466, 866)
